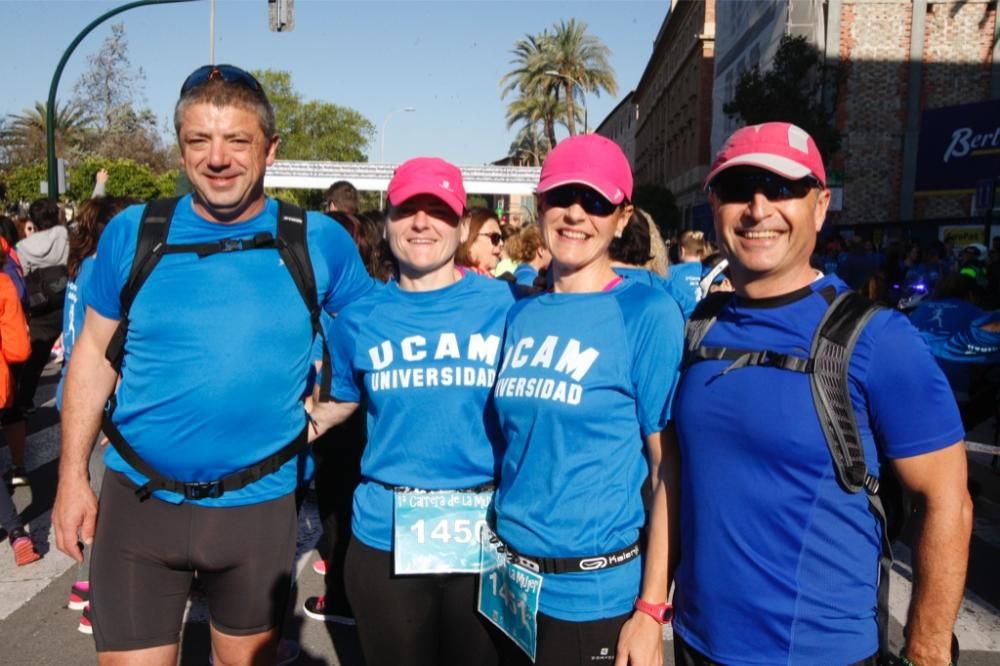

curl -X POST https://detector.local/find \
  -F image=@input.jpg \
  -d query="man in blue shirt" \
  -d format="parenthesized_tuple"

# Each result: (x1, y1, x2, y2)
(51, 65, 371, 664)
(673, 122, 972, 665)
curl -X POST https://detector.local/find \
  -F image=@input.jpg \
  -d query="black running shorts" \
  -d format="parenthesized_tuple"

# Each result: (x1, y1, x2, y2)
(89, 471, 298, 652)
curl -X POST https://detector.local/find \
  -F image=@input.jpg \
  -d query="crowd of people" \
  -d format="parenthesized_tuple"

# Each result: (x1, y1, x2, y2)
(0, 63, 990, 666)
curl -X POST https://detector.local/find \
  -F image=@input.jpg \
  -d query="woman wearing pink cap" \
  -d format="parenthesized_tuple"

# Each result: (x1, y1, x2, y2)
(305, 157, 512, 666)
(489, 135, 684, 665)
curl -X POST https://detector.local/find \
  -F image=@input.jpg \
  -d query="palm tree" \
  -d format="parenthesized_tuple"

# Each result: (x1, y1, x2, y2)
(546, 19, 617, 135)
(505, 87, 573, 163)
(500, 32, 561, 148)
(1, 100, 92, 166)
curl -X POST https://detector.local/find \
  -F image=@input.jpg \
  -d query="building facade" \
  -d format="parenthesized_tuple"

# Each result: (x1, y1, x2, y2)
(632, 0, 717, 227)
(594, 91, 637, 171)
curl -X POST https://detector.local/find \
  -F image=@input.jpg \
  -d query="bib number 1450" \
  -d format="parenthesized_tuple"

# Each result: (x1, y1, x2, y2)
(393, 489, 492, 575)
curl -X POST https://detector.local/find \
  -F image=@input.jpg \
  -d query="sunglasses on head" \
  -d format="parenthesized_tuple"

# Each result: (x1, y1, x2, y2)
(180, 64, 264, 96)
(478, 232, 503, 246)
(543, 185, 619, 217)
(708, 171, 819, 204)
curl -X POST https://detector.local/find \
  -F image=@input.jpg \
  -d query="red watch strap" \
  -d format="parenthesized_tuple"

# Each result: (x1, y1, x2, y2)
(634, 598, 673, 624)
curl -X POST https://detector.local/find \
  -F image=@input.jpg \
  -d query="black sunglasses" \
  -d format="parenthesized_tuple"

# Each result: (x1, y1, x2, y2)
(708, 171, 819, 204)
(478, 232, 503, 246)
(543, 185, 619, 217)
(180, 64, 264, 96)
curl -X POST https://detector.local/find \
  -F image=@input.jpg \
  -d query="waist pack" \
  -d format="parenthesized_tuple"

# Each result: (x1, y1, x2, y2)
(685, 285, 910, 660)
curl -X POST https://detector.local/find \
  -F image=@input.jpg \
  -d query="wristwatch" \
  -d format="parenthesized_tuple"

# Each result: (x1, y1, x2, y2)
(634, 598, 673, 624)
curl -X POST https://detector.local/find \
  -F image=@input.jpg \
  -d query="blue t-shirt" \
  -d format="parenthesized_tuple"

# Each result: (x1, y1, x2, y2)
(672, 275, 964, 664)
(936, 311, 1000, 364)
(665, 261, 702, 319)
(909, 298, 985, 398)
(513, 263, 539, 288)
(56, 255, 96, 410)
(326, 274, 515, 551)
(493, 280, 684, 621)
(87, 196, 373, 506)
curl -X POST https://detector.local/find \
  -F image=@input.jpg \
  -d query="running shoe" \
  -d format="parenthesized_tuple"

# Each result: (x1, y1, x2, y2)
(9, 466, 28, 487)
(78, 604, 93, 635)
(311, 559, 328, 575)
(68, 581, 90, 610)
(9, 527, 41, 567)
(302, 595, 355, 625)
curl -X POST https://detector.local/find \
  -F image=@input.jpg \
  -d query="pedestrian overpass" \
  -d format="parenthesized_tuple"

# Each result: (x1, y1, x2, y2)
(264, 160, 541, 195)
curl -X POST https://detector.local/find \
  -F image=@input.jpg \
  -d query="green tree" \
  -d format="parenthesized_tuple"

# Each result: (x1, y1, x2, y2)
(0, 100, 93, 169)
(66, 157, 165, 201)
(252, 70, 375, 161)
(723, 35, 844, 161)
(547, 19, 617, 135)
(1, 162, 47, 204)
(501, 32, 560, 148)
(500, 21, 617, 146)
(71, 22, 171, 169)
(633, 184, 681, 238)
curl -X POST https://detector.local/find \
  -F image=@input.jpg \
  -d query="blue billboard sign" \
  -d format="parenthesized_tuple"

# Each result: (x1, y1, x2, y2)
(915, 99, 1000, 194)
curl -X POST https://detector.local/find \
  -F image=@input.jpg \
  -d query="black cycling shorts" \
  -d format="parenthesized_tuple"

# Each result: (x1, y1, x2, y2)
(89, 471, 297, 652)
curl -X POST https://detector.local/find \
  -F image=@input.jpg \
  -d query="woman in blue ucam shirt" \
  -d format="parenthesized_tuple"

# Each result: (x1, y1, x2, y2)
(56, 196, 134, 635)
(492, 135, 684, 666)
(307, 157, 513, 666)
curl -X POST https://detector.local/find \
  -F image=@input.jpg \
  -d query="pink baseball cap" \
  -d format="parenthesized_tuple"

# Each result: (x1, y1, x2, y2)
(537, 134, 633, 204)
(705, 122, 827, 188)
(387, 157, 466, 216)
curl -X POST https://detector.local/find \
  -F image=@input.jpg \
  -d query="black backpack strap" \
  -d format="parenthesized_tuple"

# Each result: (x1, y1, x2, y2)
(683, 291, 733, 366)
(809, 288, 882, 493)
(808, 287, 893, 657)
(105, 198, 179, 370)
(274, 201, 331, 401)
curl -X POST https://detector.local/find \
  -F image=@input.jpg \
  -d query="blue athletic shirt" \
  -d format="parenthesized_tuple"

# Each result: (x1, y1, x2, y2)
(87, 196, 373, 506)
(326, 273, 516, 551)
(665, 261, 701, 319)
(56, 255, 96, 410)
(909, 298, 985, 399)
(493, 279, 684, 621)
(513, 263, 539, 288)
(672, 274, 964, 664)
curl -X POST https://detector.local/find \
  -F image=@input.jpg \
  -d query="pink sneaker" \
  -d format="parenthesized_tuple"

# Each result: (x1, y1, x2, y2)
(10, 528, 41, 567)
(78, 604, 93, 635)
(69, 581, 90, 610)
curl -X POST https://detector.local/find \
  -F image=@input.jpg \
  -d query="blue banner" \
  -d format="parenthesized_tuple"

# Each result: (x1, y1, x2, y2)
(916, 99, 1000, 194)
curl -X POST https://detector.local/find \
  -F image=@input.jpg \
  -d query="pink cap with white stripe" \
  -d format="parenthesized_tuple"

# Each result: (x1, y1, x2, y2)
(705, 122, 827, 188)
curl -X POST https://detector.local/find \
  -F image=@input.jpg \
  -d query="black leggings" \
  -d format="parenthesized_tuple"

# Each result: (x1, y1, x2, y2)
(312, 409, 364, 597)
(344, 536, 504, 666)
(504, 610, 632, 666)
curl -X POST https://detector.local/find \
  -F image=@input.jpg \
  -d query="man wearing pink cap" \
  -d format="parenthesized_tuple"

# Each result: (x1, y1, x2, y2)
(671, 123, 971, 665)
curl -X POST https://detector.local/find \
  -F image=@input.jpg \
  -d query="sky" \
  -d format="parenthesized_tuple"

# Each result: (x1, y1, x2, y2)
(2, 0, 669, 166)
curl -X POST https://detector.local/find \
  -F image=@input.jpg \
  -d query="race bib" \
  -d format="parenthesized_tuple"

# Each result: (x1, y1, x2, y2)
(477, 527, 542, 661)
(393, 489, 492, 574)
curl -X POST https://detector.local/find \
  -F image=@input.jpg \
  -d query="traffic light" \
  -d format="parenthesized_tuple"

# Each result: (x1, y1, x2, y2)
(268, 0, 294, 32)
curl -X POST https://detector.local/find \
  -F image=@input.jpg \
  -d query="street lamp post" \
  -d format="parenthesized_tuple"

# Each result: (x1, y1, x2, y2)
(545, 70, 588, 135)
(378, 106, 415, 207)
(45, 0, 200, 199)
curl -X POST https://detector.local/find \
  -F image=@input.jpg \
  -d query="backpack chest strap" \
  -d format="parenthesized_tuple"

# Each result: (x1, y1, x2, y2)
(692, 346, 813, 374)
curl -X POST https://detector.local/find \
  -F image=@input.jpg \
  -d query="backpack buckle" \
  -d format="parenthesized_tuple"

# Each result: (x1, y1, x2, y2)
(183, 481, 225, 500)
(220, 238, 245, 252)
